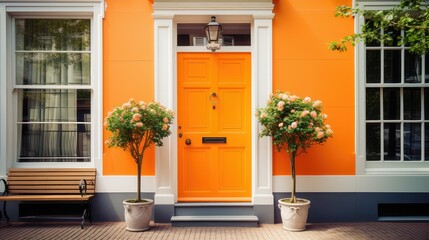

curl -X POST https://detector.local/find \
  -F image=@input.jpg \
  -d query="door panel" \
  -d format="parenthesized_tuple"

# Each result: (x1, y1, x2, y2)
(178, 53, 251, 202)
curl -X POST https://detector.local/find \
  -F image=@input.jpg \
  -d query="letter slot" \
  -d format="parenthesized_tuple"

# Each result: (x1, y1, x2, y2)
(202, 137, 227, 144)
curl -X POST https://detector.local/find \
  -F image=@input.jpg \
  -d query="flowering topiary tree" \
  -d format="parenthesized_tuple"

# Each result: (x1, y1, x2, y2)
(105, 99, 174, 202)
(256, 91, 333, 203)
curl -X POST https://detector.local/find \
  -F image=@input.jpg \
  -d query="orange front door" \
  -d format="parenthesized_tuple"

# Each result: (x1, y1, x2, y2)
(177, 53, 251, 202)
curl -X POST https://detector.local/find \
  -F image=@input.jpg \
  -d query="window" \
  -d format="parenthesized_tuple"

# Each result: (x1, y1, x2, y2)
(0, 1, 103, 167)
(177, 23, 251, 47)
(361, 18, 429, 171)
(15, 19, 92, 163)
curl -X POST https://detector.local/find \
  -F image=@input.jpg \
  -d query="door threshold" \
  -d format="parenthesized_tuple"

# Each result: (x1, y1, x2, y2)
(175, 202, 254, 207)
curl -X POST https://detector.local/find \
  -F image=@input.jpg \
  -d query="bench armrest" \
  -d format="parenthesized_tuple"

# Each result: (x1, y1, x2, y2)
(79, 179, 87, 197)
(1, 178, 8, 196)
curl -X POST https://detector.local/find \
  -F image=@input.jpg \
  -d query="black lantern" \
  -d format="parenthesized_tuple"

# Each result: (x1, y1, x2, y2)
(204, 16, 222, 52)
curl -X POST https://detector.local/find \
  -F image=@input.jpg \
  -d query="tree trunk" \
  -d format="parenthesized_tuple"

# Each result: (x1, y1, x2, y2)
(289, 151, 297, 203)
(137, 156, 142, 202)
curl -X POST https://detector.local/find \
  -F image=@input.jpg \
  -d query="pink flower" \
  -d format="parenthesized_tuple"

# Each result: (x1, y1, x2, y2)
(278, 122, 284, 127)
(310, 111, 317, 118)
(303, 97, 311, 103)
(291, 121, 298, 129)
(279, 93, 289, 100)
(301, 110, 309, 117)
(323, 114, 328, 119)
(128, 98, 135, 103)
(290, 95, 299, 102)
(135, 122, 143, 127)
(317, 131, 325, 139)
(315, 127, 322, 132)
(277, 101, 285, 111)
(162, 124, 169, 131)
(132, 113, 142, 121)
(313, 100, 322, 108)
(122, 102, 132, 109)
(260, 112, 267, 118)
(132, 107, 139, 113)
(163, 117, 169, 123)
(107, 111, 113, 117)
(150, 109, 156, 114)
(326, 129, 333, 136)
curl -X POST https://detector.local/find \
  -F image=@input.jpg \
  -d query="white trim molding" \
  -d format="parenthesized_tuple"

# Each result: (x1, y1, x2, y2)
(152, 1, 274, 206)
(273, 175, 429, 193)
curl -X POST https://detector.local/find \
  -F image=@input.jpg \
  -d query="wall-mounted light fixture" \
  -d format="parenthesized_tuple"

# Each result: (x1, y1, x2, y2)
(204, 16, 222, 52)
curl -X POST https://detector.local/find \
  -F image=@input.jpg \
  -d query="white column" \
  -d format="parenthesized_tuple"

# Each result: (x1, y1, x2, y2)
(153, 14, 176, 205)
(252, 15, 274, 206)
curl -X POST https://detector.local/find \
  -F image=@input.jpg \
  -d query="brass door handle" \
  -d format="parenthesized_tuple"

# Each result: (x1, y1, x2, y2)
(185, 139, 192, 145)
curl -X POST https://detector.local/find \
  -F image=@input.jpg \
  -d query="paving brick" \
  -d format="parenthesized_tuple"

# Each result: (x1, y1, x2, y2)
(0, 222, 428, 240)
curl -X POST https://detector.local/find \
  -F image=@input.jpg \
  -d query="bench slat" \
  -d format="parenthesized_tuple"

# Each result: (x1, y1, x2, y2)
(9, 185, 95, 190)
(7, 180, 94, 185)
(0, 195, 94, 201)
(9, 172, 96, 176)
(8, 168, 96, 172)
(8, 176, 95, 181)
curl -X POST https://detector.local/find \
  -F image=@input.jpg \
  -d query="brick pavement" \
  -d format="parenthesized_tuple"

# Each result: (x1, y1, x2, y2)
(0, 222, 428, 240)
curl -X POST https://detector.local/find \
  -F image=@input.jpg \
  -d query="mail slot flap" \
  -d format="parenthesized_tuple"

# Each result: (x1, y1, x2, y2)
(202, 137, 227, 144)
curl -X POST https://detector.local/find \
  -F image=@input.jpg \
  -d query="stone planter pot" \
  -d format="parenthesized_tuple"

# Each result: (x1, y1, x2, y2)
(278, 198, 311, 231)
(123, 199, 154, 232)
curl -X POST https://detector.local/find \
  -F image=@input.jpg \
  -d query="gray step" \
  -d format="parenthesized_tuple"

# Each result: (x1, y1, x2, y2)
(171, 215, 259, 227)
(174, 202, 255, 216)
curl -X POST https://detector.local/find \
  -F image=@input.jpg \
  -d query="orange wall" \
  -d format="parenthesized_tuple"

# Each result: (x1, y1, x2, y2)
(272, 0, 355, 175)
(103, 0, 155, 175)
(102, 0, 356, 176)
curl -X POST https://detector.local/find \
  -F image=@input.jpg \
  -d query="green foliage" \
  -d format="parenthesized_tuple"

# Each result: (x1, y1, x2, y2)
(256, 91, 333, 156)
(105, 99, 174, 162)
(329, 0, 429, 55)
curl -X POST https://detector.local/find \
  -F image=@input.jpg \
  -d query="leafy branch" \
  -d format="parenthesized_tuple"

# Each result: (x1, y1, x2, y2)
(329, 0, 429, 55)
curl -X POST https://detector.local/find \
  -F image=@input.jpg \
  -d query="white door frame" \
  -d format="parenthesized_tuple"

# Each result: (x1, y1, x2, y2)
(152, 1, 274, 207)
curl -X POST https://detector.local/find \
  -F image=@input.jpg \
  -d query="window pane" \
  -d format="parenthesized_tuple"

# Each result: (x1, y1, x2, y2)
(403, 123, 421, 161)
(366, 88, 380, 120)
(383, 88, 400, 120)
(18, 123, 91, 162)
(366, 123, 381, 160)
(425, 54, 429, 83)
(366, 50, 381, 83)
(364, 20, 380, 47)
(18, 89, 91, 123)
(16, 52, 90, 85)
(383, 27, 401, 47)
(177, 23, 251, 46)
(403, 88, 421, 120)
(384, 50, 401, 83)
(423, 88, 429, 120)
(404, 51, 422, 83)
(384, 123, 400, 161)
(425, 123, 429, 161)
(16, 19, 90, 51)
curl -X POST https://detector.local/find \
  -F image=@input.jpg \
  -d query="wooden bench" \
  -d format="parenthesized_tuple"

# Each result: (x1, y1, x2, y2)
(0, 168, 96, 228)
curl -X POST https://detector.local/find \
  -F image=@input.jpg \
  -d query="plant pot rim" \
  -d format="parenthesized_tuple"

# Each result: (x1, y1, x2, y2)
(123, 199, 154, 205)
(278, 198, 311, 205)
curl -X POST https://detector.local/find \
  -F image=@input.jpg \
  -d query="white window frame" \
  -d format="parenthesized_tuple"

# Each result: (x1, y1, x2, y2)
(0, 1, 104, 173)
(355, 1, 429, 175)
